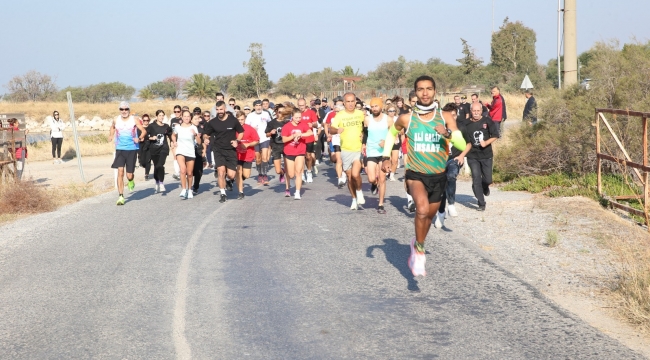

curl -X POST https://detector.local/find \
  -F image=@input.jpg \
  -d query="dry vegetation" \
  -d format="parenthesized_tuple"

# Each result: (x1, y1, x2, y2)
(611, 235, 650, 332)
(28, 134, 115, 161)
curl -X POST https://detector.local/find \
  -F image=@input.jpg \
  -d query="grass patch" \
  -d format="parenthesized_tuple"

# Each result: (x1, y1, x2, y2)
(545, 230, 559, 247)
(610, 238, 650, 332)
(27, 133, 114, 161)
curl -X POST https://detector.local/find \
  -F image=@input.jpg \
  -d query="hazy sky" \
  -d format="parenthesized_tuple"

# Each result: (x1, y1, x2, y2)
(3, 0, 649, 89)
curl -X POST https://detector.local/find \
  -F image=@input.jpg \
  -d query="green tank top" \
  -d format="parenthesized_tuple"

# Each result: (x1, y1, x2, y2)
(405, 109, 448, 175)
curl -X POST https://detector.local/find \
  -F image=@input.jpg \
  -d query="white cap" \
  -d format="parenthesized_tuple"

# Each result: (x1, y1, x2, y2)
(119, 101, 130, 109)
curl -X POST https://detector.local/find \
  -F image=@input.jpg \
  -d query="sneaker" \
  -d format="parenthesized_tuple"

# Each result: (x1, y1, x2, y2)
(179, 189, 187, 198)
(483, 186, 491, 196)
(389, 173, 396, 182)
(371, 184, 378, 195)
(313, 164, 319, 175)
(279, 172, 285, 183)
(294, 192, 301, 200)
(315, 159, 320, 165)
(285, 190, 291, 197)
(302, 171, 307, 182)
(263, 175, 269, 185)
(127, 180, 135, 192)
(360, 168, 366, 175)
(306, 172, 313, 183)
(187, 190, 193, 199)
(257, 175, 263, 185)
(377, 205, 386, 214)
(448, 204, 458, 217)
(338, 178, 345, 188)
(408, 200, 416, 213)
(350, 198, 358, 210)
(155, 183, 160, 193)
(116, 195, 125, 206)
(408, 237, 426, 277)
(53, 159, 58, 164)
(192, 189, 198, 196)
(237, 193, 245, 200)
(173, 174, 180, 180)
(219, 194, 227, 203)
(144, 175, 149, 181)
(477, 204, 486, 211)
(357, 192, 365, 205)
(159, 183, 166, 193)
(226, 179, 233, 191)
(434, 212, 445, 229)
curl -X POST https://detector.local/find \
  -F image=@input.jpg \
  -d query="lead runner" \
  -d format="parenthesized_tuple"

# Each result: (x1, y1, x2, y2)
(381, 75, 467, 276)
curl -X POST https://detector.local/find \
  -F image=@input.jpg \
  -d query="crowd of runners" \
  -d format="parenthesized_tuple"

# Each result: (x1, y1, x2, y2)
(109, 76, 503, 276)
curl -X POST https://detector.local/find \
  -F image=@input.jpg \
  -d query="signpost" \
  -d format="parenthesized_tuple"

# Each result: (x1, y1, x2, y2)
(66, 92, 86, 183)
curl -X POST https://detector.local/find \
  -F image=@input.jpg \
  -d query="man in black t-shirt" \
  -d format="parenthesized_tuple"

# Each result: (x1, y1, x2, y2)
(463, 102, 499, 211)
(265, 114, 289, 184)
(202, 101, 244, 203)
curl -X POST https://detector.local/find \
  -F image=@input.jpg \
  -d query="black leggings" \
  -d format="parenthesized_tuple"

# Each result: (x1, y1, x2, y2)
(193, 152, 204, 190)
(51, 138, 63, 158)
(139, 147, 152, 175)
(150, 153, 168, 183)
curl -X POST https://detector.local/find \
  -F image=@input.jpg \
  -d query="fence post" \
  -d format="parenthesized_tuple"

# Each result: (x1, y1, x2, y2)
(644, 116, 649, 227)
(66, 92, 86, 183)
(596, 109, 602, 195)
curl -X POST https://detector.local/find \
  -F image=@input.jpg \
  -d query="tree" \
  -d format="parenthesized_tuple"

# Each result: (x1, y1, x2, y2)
(490, 18, 537, 77)
(213, 75, 233, 94)
(365, 61, 405, 89)
(276, 72, 300, 97)
(184, 73, 218, 101)
(457, 38, 483, 75)
(6, 70, 58, 101)
(339, 66, 360, 77)
(84, 82, 135, 103)
(138, 86, 155, 101)
(243, 43, 270, 98)
(162, 76, 188, 99)
(229, 73, 257, 99)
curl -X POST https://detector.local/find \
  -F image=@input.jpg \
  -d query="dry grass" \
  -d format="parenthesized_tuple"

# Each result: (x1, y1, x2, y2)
(0, 179, 103, 224)
(28, 134, 115, 161)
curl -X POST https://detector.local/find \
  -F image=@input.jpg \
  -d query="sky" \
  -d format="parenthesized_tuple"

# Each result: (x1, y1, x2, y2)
(3, 0, 649, 90)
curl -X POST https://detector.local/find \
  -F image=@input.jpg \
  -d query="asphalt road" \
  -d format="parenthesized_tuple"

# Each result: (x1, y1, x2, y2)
(0, 162, 644, 359)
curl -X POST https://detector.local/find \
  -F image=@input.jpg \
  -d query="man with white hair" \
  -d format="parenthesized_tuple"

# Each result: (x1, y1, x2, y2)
(110, 101, 147, 205)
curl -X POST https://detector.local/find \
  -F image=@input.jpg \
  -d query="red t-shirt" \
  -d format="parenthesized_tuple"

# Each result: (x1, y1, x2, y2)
(236, 124, 260, 162)
(282, 121, 310, 156)
(324, 111, 336, 125)
(301, 109, 318, 143)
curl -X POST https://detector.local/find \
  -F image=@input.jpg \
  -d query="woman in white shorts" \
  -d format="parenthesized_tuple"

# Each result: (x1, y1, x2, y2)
(172, 110, 201, 199)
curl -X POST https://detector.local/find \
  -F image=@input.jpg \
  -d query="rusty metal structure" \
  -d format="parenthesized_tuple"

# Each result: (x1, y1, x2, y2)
(0, 113, 27, 183)
(595, 108, 650, 228)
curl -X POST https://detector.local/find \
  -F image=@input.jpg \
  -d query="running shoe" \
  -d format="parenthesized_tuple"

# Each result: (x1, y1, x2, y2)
(408, 200, 416, 213)
(377, 205, 386, 214)
(285, 190, 291, 197)
(448, 204, 458, 217)
(338, 178, 344, 188)
(477, 204, 486, 211)
(159, 183, 166, 193)
(127, 180, 135, 192)
(263, 175, 269, 185)
(155, 183, 160, 193)
(302, 171, 307, 182)
(187, 190, 193, 199)
(279, 171, 285, 183)
(313, 164, 318, 175)
(219, 194, 227, 203)
(357, 192, 365, 205)
(226, 179, 233, 191)
(371, 184, 378, 195)
(179, 189, 187, 198)
(306, 172, 313, 183)
(350, 198, 358, 210)
(116, 195, 125, 206)
(237, 193, 245, 200)
(483, 186, 491, 197)
(315, 159, 320, 165)
(434, 212, 445, 229)
(192, 188, 198, 196)
(408, 237, 426, 277)
(360, 168, 366, 175)
(257, 175, 263, 185)
(389, 173, 396, 182)
(294, 192, 301, 200)
(144, 175, 149, 181)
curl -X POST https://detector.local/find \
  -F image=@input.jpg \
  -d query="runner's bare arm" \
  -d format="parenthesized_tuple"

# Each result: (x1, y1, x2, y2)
(134, 119, 147, 140)
(301, 129, 313, 138)
(109, 120, 116, 139)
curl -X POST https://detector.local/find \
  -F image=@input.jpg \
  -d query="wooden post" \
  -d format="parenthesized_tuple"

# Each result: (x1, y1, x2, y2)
(644, 116, 649, 228)
(596, 110, 602, 195)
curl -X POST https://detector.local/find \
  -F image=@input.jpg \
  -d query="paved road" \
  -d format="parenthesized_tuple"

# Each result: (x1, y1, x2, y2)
(0, 163, 644, 359)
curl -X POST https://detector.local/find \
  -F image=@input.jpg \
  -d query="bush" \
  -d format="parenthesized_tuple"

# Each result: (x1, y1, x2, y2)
(0, 181, 56, 214)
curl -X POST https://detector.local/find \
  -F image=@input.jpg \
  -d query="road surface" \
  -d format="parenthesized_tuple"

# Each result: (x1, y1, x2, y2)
(0, 163, 644, 359)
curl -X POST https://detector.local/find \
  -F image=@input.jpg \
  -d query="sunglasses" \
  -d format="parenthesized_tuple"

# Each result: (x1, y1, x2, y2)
(143, 119, 150, 122)
(229, 103, 235, 106)
(387, 110, 396, 113)
(203, 115, 210, 117)
(54, 113, 59, 116)
(174, 110, 181, 113)
(119, 108, 129, 111)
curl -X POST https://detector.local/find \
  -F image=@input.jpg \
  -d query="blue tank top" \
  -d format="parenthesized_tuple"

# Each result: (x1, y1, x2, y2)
(366, 114, 389, 157)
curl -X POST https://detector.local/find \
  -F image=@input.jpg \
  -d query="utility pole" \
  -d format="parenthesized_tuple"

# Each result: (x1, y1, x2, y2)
(563, 0, 578, 86)
(557, 0, 562, 89)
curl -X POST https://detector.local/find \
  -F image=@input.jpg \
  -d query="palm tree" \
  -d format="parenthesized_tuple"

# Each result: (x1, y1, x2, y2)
(184, 73, 218, 101)
(138, 86, 155, 101)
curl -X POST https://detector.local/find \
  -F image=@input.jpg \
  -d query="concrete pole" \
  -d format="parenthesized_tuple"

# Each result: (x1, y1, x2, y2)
(557, 0, 562, 89)
(563, 0, 578, 86)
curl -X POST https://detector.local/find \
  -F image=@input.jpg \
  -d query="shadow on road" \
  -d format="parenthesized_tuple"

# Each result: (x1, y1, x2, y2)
(366, 238, 422, 292)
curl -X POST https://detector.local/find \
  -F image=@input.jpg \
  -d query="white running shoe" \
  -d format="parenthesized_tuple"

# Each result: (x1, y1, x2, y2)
(294, 192, 301, 200)
(356, 192, 365, 205)
(179, 189, 187, 198)
(302, 171, 307, 182)
(313, 164, 319, 174)
(350, 198, 358, 210)
(159, 183, 166, 193)
(187, 190, 193, 199)
(448, 204, 458, 217)
(155, 183, 160, 193)
(307, 172, 313, 183)
(408, 237, 426, 277)
(389, 173, 396, 181)
(315, 159, 320, 165)
(434, 212, 445, 229)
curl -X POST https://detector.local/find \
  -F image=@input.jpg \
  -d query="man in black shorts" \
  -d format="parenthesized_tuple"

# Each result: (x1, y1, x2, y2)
(202, 101, 244, 203)
(265, 110, 289, 184)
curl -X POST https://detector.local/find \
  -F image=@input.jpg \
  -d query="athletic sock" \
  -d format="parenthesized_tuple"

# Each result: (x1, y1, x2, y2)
(220, 188, 226, 195)
(407, 194, 413, 202)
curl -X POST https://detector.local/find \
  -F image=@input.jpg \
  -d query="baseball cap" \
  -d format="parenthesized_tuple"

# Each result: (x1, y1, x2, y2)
(321, 97, 328, 102)
(119, 101, 130, 109)
(314, 99, 321, 105)
(244, 106, 251, 110)
(253, 100, 262, 106)
(269, 102, 275, 109)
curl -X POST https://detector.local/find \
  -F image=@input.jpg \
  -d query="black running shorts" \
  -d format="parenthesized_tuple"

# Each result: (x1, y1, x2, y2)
(237, 160, 253, 169)
(111, 150, 138, 173)
(214, 148, 237, 171)
(271, 144, 284, 161)
(306, 142, 315, 153)
(405, 170, 447, 204)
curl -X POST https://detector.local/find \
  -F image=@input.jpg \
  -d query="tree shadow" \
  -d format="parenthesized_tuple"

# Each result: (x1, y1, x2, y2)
(366, 238, 423, 292)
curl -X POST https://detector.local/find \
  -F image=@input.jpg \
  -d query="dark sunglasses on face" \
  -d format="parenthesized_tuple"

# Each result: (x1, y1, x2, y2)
(119, 108, 129, 111)
(229, 103, 235, 106)
(387, 110, 396, 113)
(203, 115, 210, 117)
(54, 113, 59, 116)
(174, 110, 181, 113)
